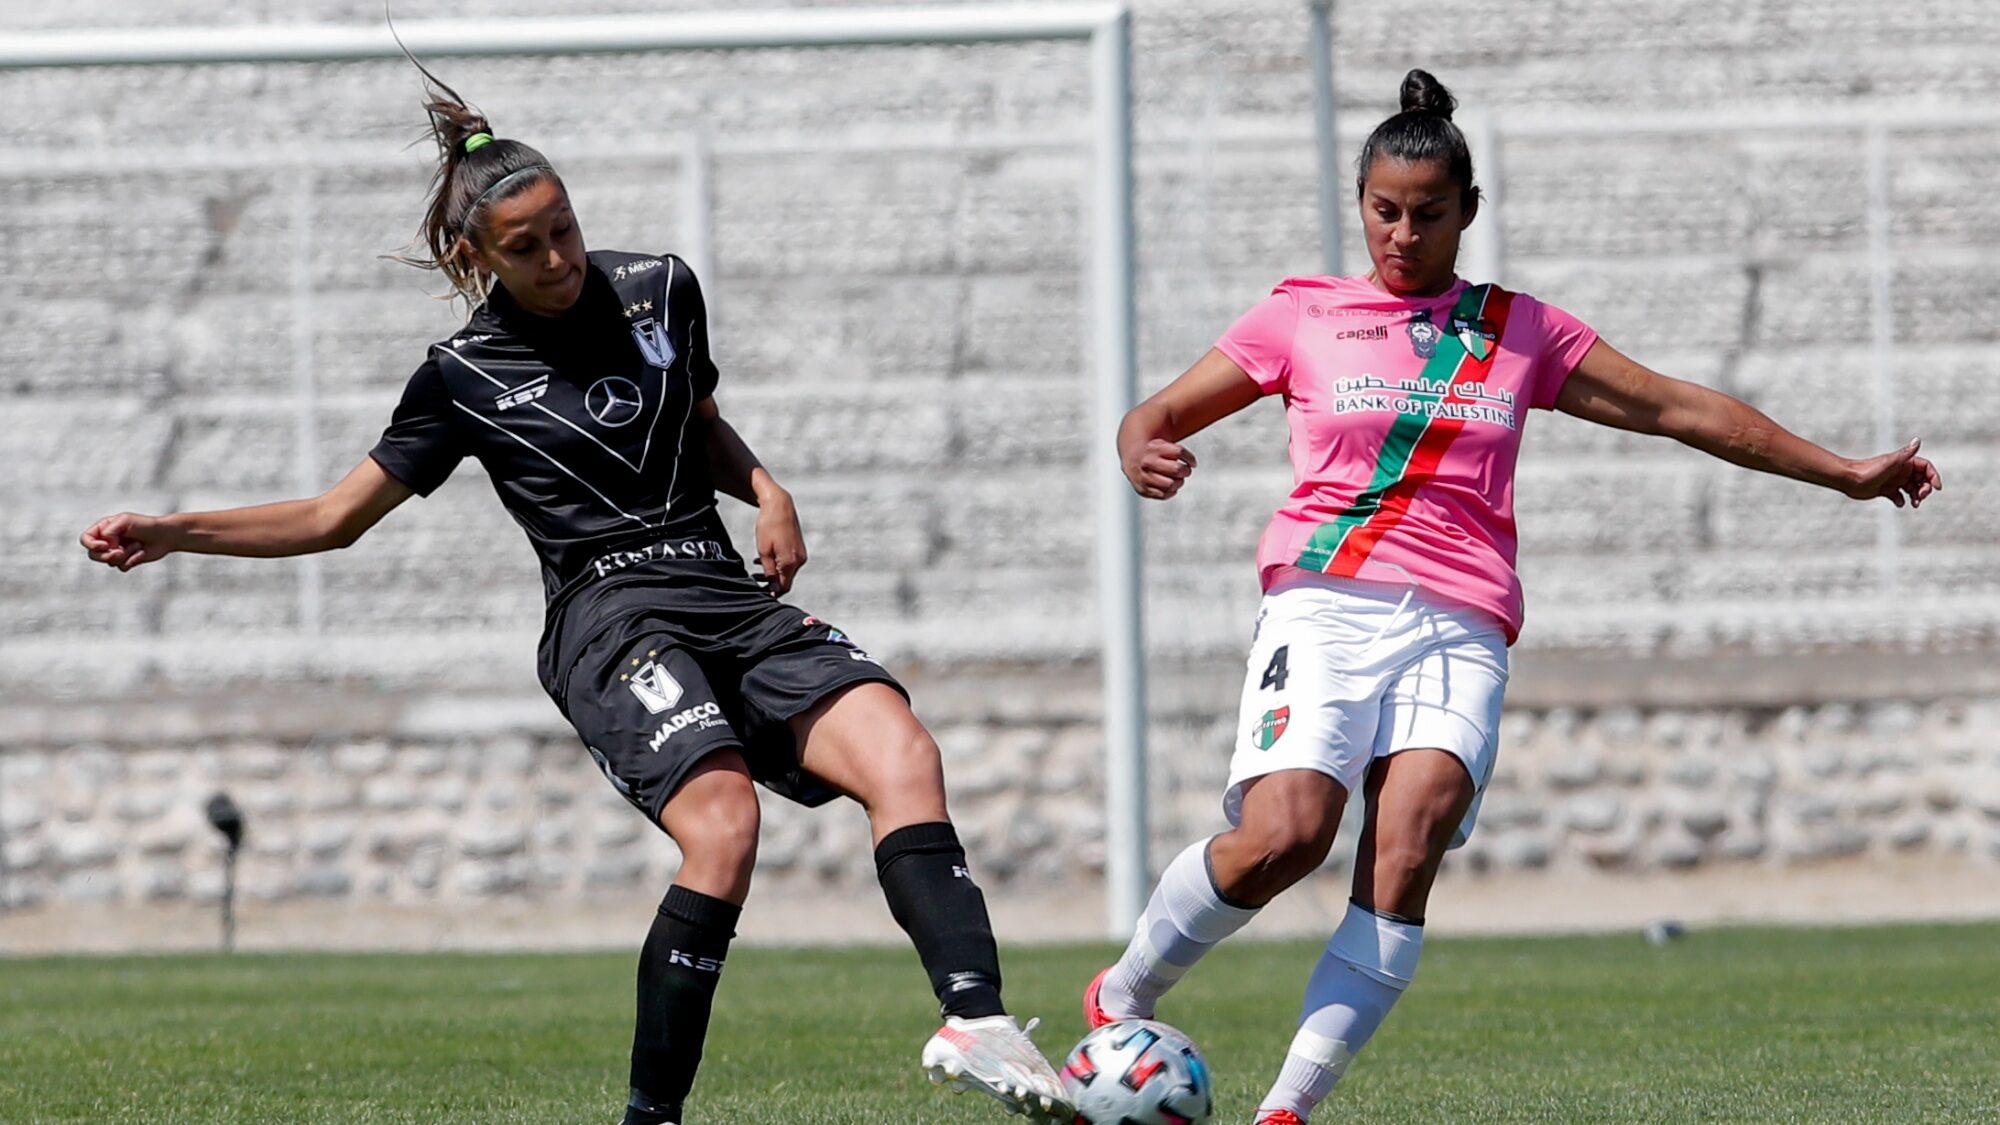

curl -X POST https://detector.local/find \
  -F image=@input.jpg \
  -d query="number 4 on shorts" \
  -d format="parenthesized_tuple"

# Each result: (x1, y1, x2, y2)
(1260, 645, 1289, 692)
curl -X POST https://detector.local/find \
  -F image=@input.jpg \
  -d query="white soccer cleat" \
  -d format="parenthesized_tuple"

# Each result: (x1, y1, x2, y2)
(922, 1014, 1076, 1123)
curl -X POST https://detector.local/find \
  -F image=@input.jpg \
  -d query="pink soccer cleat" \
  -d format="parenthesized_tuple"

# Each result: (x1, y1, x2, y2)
(1083, 967, 1115, 1030)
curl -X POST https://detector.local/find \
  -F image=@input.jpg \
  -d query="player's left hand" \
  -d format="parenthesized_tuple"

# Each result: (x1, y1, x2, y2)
(1844, 439, 1942, 508)
(755, 490, 808, 596)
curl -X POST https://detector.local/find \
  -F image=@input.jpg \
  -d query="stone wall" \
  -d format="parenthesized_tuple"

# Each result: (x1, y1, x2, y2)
(3, 0, 1997, 939)
(5, 676, 1998, 923)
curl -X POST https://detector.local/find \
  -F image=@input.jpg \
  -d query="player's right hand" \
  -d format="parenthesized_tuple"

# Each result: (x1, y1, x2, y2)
(1126, 439, 1197, 501)
(80, 512, 173, 572)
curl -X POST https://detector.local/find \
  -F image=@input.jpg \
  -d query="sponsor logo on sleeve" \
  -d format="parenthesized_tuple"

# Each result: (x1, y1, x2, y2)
(612, 258, 664, 281)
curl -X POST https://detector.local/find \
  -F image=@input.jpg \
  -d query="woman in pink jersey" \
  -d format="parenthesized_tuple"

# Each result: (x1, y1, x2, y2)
(1080, 70, 1940, 1124)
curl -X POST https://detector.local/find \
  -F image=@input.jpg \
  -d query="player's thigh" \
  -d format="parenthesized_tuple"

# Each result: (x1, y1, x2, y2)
(1353, 748, 1476, 914)
(657, 750, 762, 868)
(1233, 767, 1350, 856)
(1373, 628, 1508, 849)
(1222, 589, 1391, 827)
(1363, 749, 1476, 852)
(792, 683, 947, 815)
(563, 631, 744, 829)
(734, 614, 927, 807)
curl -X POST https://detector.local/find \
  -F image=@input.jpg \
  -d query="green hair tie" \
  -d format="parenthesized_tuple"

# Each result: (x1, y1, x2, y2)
(463, 132, 495, 153)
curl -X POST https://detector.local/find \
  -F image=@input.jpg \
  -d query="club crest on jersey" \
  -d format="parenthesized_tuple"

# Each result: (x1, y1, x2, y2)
(624, 659, 684, 714)
(629, 316, 677, 369)
(1253, 707, 1289, 750)
(1406, 311, 1441, 359)
(1451, 314, 1497, 361)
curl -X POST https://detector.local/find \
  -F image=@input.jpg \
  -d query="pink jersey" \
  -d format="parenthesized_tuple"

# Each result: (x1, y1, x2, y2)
(1216, 275, 1597, 642)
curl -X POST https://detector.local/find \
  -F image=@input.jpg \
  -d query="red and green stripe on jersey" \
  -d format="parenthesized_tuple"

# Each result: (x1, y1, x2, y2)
(1295, 283, 1516, 577)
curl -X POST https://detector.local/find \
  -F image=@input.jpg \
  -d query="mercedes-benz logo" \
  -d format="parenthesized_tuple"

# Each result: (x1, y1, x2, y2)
(585, 377, 643, 427)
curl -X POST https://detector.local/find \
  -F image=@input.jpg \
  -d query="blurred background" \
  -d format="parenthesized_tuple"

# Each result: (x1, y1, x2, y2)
(2, 0, 1996, 953)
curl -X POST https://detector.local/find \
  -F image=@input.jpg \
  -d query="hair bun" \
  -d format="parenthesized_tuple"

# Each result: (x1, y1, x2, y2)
(1399, 68, 1457, 120)
(456, 115, 494, 146)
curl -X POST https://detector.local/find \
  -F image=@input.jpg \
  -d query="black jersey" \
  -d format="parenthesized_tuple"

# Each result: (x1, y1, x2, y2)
(370, 249, 750, 690)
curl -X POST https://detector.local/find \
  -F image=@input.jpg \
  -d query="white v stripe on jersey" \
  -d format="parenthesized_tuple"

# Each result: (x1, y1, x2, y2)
(437, 345, 664, 475)
(449, 399, 655, 528)
(635, 258, 679, 472)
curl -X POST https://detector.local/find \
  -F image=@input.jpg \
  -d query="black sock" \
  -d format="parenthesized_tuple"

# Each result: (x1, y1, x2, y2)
(874, 821, 1006, 1019)
(624, 885, 740, 1125)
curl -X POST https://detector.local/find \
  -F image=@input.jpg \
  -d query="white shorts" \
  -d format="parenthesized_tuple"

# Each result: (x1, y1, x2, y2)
(1223, 572, 1510, 849)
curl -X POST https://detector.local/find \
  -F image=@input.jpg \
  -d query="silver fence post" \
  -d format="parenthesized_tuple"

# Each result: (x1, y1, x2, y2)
(1092, 8, 1148, 937)
(1308, 0, 1342, 277)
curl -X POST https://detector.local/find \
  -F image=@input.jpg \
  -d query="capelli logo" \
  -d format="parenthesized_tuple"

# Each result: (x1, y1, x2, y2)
(1336, 325, 1389, 342)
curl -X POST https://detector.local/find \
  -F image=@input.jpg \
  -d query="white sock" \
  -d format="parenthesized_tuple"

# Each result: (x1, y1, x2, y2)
(1099, 838, 1259, 1019)
(1257, 901, 1422, 1119)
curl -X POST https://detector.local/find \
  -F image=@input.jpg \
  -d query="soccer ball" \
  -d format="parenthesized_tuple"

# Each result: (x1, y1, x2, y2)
(1060, 1019, 1214, 1125)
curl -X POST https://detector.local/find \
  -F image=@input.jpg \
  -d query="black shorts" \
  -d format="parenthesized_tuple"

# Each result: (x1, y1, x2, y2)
(556, 583, 905, 824)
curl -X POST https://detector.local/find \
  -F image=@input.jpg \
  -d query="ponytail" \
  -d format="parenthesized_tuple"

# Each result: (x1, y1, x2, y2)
(394, 54, 559, 301)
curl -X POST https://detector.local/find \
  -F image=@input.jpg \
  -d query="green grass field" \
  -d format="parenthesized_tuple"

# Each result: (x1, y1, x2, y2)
(1, 923, 1996, 1123)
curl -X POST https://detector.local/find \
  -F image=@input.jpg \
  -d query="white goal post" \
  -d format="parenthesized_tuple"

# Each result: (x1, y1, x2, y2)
(0, 4, 1153, 937)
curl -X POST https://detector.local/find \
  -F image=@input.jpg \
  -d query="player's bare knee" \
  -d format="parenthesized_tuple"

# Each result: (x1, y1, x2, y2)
(883, 725, 945, 790)
(1241, 816, 1337, 888)
(667, 779, 761, 872)
(1367, 833, 1441, 902)
(708, 792, 762, 868)
(854, 726, 948, 817)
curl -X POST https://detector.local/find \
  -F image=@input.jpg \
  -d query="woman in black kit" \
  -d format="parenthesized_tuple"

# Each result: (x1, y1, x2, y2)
(79, 77, 1072, 1125)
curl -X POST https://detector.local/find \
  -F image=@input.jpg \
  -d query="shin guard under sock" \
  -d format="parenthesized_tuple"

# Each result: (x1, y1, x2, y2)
(1256, 900, 1423, 1119)
(625, 885, 740, 1125)
(1100, 837, 1260, 1019)
(874, 821, 1006, 1019)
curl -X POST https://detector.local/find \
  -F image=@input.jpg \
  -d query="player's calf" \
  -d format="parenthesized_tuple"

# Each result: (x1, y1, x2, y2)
(624, 886, 741, 1125)
(1254, 901, 1423, 1121)
(1093, 837, 1262, 1026)
(626, 756, 760, 1124)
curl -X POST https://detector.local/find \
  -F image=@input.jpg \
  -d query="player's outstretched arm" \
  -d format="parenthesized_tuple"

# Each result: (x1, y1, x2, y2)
(1554, 339, 1942, 508)
(79, 456, 415, 572)
(696, 396, 805, 595)
(1118, 348, 1263, 501)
